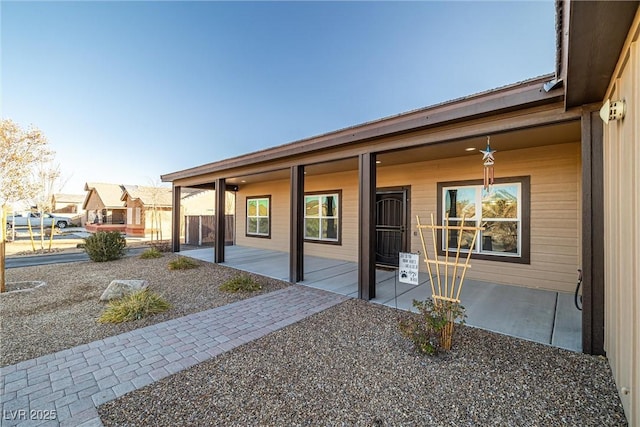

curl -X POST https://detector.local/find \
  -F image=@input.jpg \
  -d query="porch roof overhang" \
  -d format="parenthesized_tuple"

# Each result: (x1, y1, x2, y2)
(562, 0, 639, 108)
(162, 75, 572, 185)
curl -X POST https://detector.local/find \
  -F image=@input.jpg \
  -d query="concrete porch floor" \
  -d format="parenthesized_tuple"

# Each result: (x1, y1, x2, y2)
(181, 245, 582, 352)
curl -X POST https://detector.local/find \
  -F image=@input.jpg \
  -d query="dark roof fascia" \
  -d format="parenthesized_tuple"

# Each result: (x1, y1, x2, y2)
(564, 0, 639, 108)
(162, 75, 562, 183)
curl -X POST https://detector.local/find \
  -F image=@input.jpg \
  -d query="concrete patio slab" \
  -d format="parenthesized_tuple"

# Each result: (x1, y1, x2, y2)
(552, 292, 583, 351)
(182, 245, 582, 352)
(460, 279, 558, 345)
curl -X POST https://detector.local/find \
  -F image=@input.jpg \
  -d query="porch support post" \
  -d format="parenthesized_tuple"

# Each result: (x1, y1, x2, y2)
(581, 109, 605, 355)
(215, 178, 226, 263)
(171, 185, 181, 253)
(358, 152, 376, 300)
(290, 165, 304, 283)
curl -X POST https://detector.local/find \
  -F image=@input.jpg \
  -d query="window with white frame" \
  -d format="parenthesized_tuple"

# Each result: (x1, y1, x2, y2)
(304, 191, 340, 243)
(438, 177, 530, 263)
(246, 196, 270, 237)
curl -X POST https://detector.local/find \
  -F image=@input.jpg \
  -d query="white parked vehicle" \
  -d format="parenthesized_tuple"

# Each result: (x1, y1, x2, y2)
(6, 212, 70, 230)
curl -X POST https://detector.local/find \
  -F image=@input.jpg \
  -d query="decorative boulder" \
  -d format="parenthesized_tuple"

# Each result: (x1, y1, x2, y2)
(100, 279, 148, 302)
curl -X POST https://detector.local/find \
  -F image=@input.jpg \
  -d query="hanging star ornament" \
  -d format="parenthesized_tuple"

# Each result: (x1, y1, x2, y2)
(480, 140, 496, 164)
(481, 136, 496, 191)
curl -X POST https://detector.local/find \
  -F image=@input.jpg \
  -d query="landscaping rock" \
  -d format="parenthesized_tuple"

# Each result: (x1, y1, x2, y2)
(100, 279, 148, 301)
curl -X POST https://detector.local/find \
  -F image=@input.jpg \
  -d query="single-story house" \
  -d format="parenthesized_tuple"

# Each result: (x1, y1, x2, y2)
(51, 193, 85, 215)
(120, 185, 173, 237)
(82, 182, 128, 232)
(161, 1, 639, 423)
(50, 193, 86, 225)
(82, 182, 224, 239)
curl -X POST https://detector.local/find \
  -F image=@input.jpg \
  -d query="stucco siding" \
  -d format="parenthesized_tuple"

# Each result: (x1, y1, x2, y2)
(144, 208, 172, 238)
(603, 13, 640, 424)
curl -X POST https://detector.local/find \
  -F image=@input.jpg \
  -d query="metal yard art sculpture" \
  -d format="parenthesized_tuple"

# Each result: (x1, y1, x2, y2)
(416, 213, 483, 349)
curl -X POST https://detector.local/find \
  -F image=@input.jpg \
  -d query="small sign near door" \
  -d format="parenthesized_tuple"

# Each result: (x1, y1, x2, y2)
(398, 252, 419, 285)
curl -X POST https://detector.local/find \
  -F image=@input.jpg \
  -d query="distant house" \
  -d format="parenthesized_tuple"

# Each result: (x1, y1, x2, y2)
(51, 193, 85, 214)
(82, 183, 128, 232)
(120, 185, 173, 237)
(50, 193, 86, 225)
(82, 182, 175, 237)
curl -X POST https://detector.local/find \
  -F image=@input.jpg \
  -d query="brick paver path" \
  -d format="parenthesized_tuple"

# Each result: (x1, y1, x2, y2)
(1, 285, 348, 427)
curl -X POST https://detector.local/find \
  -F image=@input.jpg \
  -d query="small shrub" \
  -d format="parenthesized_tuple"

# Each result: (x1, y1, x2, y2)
(220, 274, 262, 293)
(168, 256, 199, 270)
(84, 231, 126, 262)
(140, 247, 163, 259)
(98, 289, 171, 324)
(398, 298, 466, 355)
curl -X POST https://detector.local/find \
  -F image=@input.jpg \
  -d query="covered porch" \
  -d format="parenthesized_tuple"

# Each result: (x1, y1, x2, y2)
(163, 76, 601, 356)
(182, 245, 582, 352)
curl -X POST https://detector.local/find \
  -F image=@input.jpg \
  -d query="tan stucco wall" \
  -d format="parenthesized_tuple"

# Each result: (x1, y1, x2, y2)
(144, 208, 172, 238)
(181, 190, 215, 215)
(236, 141, 580, 293)
(603, 11, 640, 424)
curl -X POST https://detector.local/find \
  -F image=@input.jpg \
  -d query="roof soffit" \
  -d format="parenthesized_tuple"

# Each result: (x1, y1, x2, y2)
(565, 0, 639, 108)
(171, 103, 581, 188)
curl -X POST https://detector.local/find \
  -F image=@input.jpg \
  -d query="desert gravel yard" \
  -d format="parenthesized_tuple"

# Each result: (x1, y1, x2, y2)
(98, 299, 627, 426)
(0, 253, 289, 367)
(1, 254, 628, 426)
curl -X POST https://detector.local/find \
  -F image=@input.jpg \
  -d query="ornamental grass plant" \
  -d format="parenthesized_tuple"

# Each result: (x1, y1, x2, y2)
(140, 247, 163, 259)
(98, 289, 171, 324)
(220, 274, 262, 293)
(167, 256, 199, 270)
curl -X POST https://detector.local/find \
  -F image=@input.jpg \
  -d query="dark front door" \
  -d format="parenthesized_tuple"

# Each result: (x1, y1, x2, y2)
(375, 189, 408, 267)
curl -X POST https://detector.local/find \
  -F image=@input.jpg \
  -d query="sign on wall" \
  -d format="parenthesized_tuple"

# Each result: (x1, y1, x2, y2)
(398, 252, 419, 285)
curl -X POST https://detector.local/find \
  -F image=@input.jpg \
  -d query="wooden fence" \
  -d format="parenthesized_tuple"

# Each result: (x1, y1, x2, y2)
(184, 215, 234, 246)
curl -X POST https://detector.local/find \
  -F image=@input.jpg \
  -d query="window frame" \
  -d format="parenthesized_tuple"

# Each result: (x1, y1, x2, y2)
(303, 190, 342, 245)
(436, 176, 530, 264)
(245, 195, 271, 239)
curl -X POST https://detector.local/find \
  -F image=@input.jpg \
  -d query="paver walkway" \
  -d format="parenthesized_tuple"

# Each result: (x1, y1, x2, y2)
(0, 286, 348, 427)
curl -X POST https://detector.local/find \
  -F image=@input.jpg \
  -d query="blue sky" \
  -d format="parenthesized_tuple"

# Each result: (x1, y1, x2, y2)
(1, 1, 556, 194)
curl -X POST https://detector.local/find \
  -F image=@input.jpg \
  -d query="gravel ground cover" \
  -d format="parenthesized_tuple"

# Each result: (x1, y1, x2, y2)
(99, 299, 627, 427)
(1, 253, 627, 426)
(1, 253, 289, 367)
